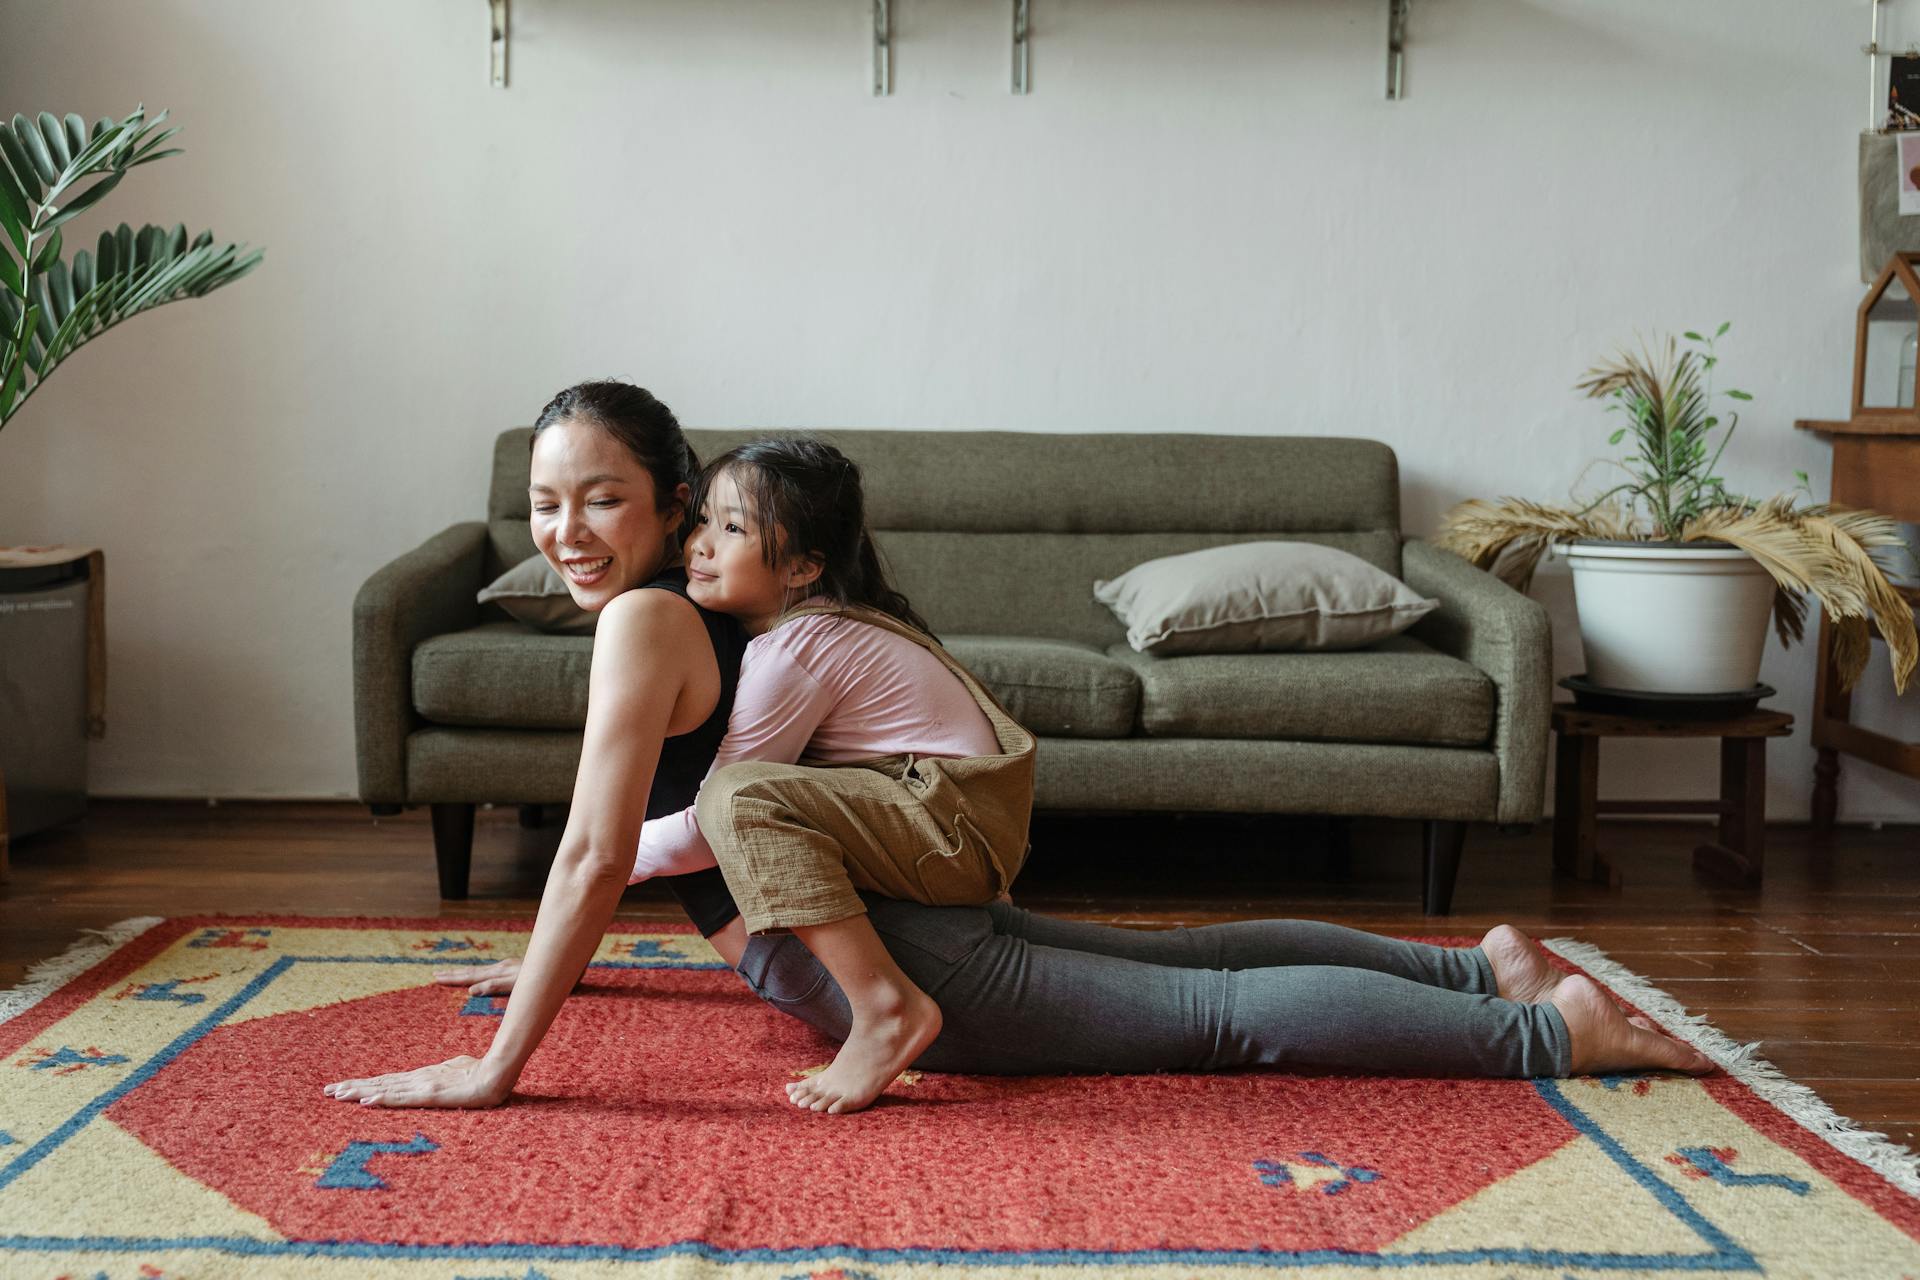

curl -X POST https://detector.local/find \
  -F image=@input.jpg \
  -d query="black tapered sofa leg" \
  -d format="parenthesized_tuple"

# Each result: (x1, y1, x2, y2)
(1422, 819, 1468, 916)
(431, 802, 476, 900)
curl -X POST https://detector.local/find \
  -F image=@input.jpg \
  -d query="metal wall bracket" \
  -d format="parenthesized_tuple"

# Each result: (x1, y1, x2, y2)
(1012, 0, 1031, 95)
(1386, 0, 1408, 100)
(489, 0, 509, 88)
(873, 0, 892, 96)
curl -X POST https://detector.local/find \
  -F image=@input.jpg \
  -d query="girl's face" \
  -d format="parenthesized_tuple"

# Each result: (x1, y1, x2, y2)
(684, 467, 821, 635)
(529, 418, 687, 611)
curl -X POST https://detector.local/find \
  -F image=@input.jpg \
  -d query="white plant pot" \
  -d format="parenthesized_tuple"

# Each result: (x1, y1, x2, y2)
(1555, 541, 1776, 695)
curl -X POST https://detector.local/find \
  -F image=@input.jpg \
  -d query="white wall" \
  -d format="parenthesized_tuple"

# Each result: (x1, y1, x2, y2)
(2, 0, 1916, 821)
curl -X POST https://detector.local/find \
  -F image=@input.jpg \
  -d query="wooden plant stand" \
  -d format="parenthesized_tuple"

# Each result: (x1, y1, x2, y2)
(1551, 705, 1793, 891)
(1794, 418, 1920, 827)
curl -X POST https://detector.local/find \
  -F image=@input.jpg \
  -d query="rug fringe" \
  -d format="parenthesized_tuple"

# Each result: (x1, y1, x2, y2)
(1544, 936, 1920, 1200)
(0, 916, 165, 1026)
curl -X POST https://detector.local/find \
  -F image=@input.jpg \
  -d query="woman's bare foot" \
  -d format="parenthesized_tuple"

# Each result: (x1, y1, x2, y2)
(1480, 924, 1560, 1003)
(1551, 975, 1713, 1076)
(785, 987, 942, 1115)
(431, 959, 521, 996)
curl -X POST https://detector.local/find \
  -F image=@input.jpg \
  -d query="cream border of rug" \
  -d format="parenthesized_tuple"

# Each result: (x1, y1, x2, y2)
(2, 919, 1912, 1201)
(1545, 935, 1920, 1199)
(0, 914, 163, 1025)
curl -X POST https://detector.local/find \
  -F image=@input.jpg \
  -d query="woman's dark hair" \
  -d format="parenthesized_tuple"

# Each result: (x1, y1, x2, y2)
(693, 436, 931, 635)
(530, 380, 699, 516)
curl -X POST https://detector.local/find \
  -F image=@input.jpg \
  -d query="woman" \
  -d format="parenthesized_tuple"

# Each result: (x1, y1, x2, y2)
(323, 395, 1710, 1110)
(323, 379, 748, 1109)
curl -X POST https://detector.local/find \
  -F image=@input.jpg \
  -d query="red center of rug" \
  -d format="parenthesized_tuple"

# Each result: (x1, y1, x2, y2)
(108, 969, 1577, 1254)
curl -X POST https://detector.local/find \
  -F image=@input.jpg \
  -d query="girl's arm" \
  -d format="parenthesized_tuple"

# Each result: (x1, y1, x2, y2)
(628, 633, 833, 880)
(324, 588, 708, 1108)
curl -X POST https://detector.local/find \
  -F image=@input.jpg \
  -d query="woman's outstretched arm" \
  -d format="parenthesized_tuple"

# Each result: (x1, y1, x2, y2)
(324, 589, 709, 1108)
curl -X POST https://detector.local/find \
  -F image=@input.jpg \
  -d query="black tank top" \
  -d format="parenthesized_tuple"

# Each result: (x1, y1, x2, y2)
(640, 569, 746, 937)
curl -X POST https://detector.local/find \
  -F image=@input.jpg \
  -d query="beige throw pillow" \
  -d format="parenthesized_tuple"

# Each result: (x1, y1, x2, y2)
(477, 553, 597, 634)
(1094, 542, 1439, 655)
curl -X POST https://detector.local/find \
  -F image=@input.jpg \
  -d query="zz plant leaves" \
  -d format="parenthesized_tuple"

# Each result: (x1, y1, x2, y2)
(0, 105, 263, 428)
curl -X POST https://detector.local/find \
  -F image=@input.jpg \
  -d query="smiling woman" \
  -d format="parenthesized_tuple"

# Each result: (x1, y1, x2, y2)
(326, 379, 739, 1108)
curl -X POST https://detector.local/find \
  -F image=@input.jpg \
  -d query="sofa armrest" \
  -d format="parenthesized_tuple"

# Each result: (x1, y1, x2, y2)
(352, 522, 490, 805)
(1401, 538, 1552, 824)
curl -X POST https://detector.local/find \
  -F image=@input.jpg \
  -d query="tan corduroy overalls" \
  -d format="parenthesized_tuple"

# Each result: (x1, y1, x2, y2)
(693, 603, 1038, 935)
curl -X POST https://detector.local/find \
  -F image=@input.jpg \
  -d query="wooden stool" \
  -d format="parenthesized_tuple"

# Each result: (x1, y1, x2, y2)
(1551, 705, 1793, 890)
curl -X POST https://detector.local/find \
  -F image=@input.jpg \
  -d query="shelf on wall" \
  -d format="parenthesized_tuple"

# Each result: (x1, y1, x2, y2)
(867, 0, 1414, 99)
(482, 0, 1414, 100)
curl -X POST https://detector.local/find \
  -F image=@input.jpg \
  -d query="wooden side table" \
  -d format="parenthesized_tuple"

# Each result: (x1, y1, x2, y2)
(1793, 419, 1920, 827)
(1551, 705, 1793, 890)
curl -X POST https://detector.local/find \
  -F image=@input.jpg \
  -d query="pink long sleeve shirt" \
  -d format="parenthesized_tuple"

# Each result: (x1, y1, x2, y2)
(628, 611, 1000, 882)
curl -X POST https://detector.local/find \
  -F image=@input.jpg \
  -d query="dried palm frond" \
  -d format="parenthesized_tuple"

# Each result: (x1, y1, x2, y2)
(1434, 498, 1631, 592)
(1681, 500, 1917, 695)
(1576, 334, 1680, 411)
(1682, 499, 1817, 654)
(1795, 508, 1918, 694)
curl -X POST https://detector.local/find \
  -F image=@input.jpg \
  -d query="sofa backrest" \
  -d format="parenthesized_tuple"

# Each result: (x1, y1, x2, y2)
(490, 427, 1401, 646)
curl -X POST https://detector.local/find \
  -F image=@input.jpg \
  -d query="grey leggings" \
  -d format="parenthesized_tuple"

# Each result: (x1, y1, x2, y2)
(735, 896, 1572, 1078)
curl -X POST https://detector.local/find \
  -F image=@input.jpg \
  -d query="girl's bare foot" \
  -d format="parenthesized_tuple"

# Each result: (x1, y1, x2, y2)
(1480, 925, 1559, 1003)
(1551, 975, 1713, 1076)
(785, 987, 942, 1115)
(431, 959, 521, 996)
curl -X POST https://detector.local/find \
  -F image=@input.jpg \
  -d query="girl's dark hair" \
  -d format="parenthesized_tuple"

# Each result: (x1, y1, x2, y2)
(530, 380, 699, 515)
(694, 436, 931, 636)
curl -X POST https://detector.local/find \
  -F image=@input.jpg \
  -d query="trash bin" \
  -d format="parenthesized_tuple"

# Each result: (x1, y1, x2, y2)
(0, 557, 91, 838)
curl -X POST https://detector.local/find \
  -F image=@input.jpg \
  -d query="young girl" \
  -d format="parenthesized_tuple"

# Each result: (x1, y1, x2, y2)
(632, 436, 1036, 1114)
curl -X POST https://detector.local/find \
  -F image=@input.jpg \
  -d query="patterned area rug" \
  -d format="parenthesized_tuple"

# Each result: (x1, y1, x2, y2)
(1, 915, 1915, 1279)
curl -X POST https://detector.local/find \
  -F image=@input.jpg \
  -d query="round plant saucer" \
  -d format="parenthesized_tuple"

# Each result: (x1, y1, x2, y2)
(1558, 674, 1775, 720)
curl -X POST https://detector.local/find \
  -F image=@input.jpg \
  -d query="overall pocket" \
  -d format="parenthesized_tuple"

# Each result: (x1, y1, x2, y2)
(902, 757, 1000, 905)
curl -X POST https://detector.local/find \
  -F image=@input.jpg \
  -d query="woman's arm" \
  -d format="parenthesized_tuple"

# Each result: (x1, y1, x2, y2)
(627, 631, 834, 880)
(324, 588, 708, 1108)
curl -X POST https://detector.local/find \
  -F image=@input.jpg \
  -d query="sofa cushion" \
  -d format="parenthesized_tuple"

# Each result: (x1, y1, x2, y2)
(1108, 635, 1492, 747)
(413, 627, 1146, 738)
(414, 623, 591, 729)
(941, 636, 1139, 738)
(1093, 541, 1438, 655)
(477, 553, 596, 634)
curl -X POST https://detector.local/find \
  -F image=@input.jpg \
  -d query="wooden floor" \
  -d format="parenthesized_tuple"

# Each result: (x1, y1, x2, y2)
(2, 801, 1915, 1149)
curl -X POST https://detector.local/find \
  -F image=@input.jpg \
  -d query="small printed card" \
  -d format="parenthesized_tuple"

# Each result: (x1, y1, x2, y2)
(1890, 54, 1920, 129)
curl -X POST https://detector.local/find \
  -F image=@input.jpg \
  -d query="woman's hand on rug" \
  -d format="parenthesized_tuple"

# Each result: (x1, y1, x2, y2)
(432, 959, 521, 995)
(322, 1055, 515, 1109)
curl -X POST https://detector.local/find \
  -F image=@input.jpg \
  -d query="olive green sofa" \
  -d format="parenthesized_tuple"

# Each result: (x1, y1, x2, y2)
(353, 428, 1551, 912)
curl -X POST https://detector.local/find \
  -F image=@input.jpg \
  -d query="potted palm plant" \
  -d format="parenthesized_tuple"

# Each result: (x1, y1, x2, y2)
(1436, 326, 1917, 701)
(0, 106, 262, 849)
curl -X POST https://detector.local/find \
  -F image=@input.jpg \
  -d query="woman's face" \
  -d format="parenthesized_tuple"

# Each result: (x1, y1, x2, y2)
(684, 467, 819, 635)
(529, 418, 686, 611)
